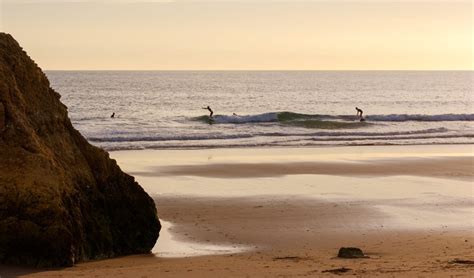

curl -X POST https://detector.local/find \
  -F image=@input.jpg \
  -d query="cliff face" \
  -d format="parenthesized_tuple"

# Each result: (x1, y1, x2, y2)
(0, 33, 160, 267)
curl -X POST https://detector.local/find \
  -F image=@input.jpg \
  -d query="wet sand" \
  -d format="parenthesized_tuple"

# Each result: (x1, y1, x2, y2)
(132, 156, 473, 179)
(1, 145, 473, 277)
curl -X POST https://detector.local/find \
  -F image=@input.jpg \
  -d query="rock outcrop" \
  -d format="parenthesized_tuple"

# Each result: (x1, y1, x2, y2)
(337, 247, 367, 258)
(0, 33, 160, 267)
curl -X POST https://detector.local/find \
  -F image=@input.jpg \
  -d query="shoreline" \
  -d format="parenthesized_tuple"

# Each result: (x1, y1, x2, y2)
(1, 144, 473, 277)
(103, 142, 474, 152)
(110, 144, 474, 165)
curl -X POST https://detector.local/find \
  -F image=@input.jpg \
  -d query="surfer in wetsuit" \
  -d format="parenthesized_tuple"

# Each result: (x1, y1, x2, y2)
(355, 107, 365, 121)
(203, 106, 214, 118)
(111, 112, 115, 118)
(356, 107, 363, 117)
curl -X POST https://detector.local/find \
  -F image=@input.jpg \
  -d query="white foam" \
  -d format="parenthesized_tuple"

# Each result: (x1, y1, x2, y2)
(366, 113, 474, 122)
(212, 113, 278, 124)
(152, 220, 249, 258)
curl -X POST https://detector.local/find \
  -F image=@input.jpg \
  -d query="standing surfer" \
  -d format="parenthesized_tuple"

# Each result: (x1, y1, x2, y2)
(203, 106, 214, 118)
(355, 107, 363, 118)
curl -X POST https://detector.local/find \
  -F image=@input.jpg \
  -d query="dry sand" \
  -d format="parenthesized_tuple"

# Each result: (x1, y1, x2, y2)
(1, 145, 473, 277)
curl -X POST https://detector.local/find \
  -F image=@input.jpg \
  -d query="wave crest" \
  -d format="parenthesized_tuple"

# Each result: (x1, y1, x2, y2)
(366, 114, 474, 122)
(192, 112, 474, 125)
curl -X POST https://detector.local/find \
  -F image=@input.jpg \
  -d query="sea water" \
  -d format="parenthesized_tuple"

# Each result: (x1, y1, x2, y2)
(46, 71, 473, 150)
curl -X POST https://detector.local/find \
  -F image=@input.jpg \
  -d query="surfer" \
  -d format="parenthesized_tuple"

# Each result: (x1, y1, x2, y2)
(110, 112, 115, 118)
(355, 107, 365, 122)
(355, 107, 363, 118)
(202, 106, 213, 118)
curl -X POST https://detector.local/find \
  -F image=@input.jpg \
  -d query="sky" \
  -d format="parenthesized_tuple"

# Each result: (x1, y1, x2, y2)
(0, 0, 472, 70)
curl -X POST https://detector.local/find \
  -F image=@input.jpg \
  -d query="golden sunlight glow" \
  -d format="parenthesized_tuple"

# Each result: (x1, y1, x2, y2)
(2, 1, 472, 70)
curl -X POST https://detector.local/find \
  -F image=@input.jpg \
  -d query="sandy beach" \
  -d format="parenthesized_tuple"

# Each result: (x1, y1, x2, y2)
(2, 145, 473, 277)
(2, 0, 473, 275)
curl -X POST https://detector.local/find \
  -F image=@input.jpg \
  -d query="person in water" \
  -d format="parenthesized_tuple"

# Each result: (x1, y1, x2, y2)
(202, 106, 213, 118)
(110, 112, 115, 118)
(355, 107, 365, 121)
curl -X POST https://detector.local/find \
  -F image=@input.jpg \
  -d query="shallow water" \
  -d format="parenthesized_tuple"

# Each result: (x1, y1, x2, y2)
(47, 71, 474, 150)
(111, 146, 474, 231)
(152, 221, 249, 258)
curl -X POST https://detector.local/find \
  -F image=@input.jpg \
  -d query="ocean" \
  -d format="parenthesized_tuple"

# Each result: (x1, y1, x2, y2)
(46, 71, 474, 150)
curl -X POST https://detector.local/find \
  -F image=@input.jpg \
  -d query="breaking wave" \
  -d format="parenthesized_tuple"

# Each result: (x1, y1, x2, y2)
(365, 114, 474, 122)
(192, 112, 474, 125)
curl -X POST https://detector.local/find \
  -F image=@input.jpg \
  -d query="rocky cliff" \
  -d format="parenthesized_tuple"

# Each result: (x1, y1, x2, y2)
(0, 33, 160, 267)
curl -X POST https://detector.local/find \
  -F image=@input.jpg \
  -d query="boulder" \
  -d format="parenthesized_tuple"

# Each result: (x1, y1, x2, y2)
(337, 247, 367, 258)
(0, 33, 160, 267)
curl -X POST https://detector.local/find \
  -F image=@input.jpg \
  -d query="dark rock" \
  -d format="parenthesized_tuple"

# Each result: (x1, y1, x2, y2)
(449, 259, 474, 265)
(0, 33, 161, 267)
(322, 267, 352, 274)
(0, 101, 4, 131)
(337, 247, 367, 258)
(273, 256, 305, 262)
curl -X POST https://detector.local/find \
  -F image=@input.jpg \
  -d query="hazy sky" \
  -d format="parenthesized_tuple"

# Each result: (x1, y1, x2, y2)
(1, 0, 472, 70)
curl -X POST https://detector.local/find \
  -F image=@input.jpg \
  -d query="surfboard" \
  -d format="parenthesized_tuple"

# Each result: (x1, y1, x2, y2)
(208, 116, 215, 124)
